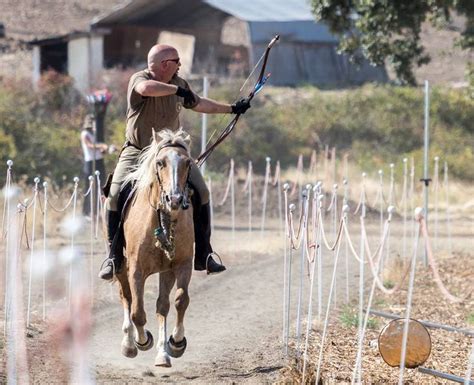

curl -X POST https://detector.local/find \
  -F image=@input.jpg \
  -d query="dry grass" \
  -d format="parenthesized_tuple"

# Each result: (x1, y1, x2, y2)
(281, 158, 474, 217)
(279, 252, 474, 384)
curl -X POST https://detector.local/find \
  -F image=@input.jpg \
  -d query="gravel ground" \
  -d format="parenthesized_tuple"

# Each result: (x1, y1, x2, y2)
(281, 251, 474, 384)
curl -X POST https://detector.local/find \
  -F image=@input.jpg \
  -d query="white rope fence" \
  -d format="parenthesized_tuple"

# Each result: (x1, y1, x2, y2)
(0, 150, 468, 384)
(1, 161, 107, 327)
(26, 177, 40, 327)
(260, 157, 271, 235)
(276, 152, 468, 384)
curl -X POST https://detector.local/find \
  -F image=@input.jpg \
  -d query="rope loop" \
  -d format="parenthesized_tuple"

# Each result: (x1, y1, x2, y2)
(218, 159, 234, 206)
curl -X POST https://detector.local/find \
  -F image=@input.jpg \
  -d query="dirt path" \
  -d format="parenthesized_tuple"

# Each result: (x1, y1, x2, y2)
(90, 220, 359, 384)
(92, 251, 284, 383)
(0, 214, 358, 384)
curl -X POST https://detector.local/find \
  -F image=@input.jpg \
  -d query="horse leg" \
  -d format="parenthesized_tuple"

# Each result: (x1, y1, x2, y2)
(165, 264, 192, 358)
(116, 273, 137, 358)
(155, 270, 176, 367)
(129, 263, 154, 351)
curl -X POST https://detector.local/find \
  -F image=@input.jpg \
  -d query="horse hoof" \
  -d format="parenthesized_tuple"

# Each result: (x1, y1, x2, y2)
(121, 345, 138, 358)
(165, 335, 187, 358)
(134, 330, 154, 351)
(155, 353, 171, 367)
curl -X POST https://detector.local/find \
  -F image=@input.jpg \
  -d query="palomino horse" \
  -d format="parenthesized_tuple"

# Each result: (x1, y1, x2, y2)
(117, 129, 194, 367)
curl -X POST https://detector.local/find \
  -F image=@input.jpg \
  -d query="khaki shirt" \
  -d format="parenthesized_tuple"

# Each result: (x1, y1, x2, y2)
(125, 70, 200, 149)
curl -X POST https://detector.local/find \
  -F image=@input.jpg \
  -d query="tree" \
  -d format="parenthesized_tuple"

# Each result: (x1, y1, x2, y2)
(311, 0, 474, 85)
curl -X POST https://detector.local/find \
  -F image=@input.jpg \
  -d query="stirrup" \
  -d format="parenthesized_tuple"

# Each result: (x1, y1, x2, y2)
(205, 252, 225, 275)
(98, 258, 118, 280)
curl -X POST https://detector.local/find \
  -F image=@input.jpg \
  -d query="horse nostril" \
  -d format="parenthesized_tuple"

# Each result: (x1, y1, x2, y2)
(165, 195, 171, 202)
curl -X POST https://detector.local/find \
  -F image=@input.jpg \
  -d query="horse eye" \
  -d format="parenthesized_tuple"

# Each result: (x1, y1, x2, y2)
(157, 159, 166, 168)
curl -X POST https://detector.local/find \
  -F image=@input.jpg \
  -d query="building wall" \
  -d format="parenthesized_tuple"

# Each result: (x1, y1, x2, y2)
(252, 41, 387, 86)
(68, 35, 104, 93)
(68, 37, 90, 93)
(221, 17, 251, 47)
(90, 36, 104, 85)
(32, 46, 40, 87)
(103, 25, 161, 68)
(0, 48, 34, 81)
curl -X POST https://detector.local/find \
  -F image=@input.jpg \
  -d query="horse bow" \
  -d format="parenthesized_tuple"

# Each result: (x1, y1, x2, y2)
(196, 35, 280, 167)
(248, 34, 280, 101)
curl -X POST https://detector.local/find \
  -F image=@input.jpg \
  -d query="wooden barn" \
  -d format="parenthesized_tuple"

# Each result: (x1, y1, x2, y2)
(1, 0, 388, 92)
(92, 0, 388, 86)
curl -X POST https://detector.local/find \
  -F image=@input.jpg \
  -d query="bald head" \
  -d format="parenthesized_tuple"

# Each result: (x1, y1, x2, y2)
(148, 44, 178, 67)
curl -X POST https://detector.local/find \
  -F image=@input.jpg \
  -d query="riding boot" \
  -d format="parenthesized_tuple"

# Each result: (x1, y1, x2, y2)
(193, 203, 226, 274)
(98, 210, 124, 280)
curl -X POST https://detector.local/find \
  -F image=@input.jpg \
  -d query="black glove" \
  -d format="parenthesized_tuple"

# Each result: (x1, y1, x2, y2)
(176, 86, 197, 107)
(231, 97, 251, 115)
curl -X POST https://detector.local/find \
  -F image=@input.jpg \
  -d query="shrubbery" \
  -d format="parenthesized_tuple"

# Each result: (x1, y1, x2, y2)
(199, 83, 473, 180)
(0, 71, 472, 186)
(0, 72, 87, 184)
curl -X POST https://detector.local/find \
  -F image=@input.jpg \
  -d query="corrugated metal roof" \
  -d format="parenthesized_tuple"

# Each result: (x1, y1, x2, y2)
(203, 0, 314, 21)
(93, 0, 316, 25)
(249, 21, 338, 44)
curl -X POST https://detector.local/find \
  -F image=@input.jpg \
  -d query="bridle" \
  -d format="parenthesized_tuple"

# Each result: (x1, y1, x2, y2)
(152, 142, 192, 212)
(151, 141, 192, 261)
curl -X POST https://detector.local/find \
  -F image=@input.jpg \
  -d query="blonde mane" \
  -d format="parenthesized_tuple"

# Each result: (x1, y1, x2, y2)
(123, 128, 191, 191)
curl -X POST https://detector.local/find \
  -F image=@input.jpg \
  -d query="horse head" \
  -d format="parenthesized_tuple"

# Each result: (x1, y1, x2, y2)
(153, 129, 192, 212)
(123, 127, 193, 214)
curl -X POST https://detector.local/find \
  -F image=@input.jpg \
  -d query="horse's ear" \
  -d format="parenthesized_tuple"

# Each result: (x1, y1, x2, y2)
(178, 127, 191, 147)
(152, 129, 159, 143)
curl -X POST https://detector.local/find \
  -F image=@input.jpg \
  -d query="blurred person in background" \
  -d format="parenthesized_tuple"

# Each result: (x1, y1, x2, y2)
(80, 114, 108, 219)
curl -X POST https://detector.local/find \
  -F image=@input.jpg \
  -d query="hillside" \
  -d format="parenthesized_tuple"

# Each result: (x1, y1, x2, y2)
(413, 15, 472, 87)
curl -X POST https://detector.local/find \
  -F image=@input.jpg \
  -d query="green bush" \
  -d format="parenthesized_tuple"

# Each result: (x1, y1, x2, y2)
(0, 73, 86, 184)
(195, 83, 474, 180)
(0, 71, 473, 187)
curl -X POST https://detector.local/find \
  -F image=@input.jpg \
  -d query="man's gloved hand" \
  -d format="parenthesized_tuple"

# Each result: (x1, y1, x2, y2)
(176, 86, 197, 107)
(231, 97, 251, 115)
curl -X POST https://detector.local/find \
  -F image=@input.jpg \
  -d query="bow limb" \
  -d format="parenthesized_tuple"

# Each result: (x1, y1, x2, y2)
(196, 34, 280, 167)
(239, 34, 280, 95)
(256, 35, 280, 89)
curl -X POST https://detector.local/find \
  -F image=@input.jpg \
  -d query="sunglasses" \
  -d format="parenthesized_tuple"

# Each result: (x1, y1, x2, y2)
(162, 58, 180, 64)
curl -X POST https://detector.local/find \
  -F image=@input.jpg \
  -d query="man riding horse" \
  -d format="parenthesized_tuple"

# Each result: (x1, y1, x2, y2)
(99, 44, 251, 280)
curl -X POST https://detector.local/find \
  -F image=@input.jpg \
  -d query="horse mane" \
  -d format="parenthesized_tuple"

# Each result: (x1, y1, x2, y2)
(122, 128, 191, 191)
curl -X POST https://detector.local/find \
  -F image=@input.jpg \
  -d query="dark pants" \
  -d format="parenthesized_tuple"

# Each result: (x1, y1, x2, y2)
(105, 145, 209, 211)
(83, 159, 106, 216)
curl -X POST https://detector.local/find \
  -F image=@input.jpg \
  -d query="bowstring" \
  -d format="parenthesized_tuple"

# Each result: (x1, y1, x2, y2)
(204, 51, 267, 148)
(239, 53, 266, 93)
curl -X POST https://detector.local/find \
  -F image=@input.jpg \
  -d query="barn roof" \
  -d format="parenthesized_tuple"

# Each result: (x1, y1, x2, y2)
(201, 0, 314, 22)
(92, 0, 337, 44)
(93, 0, 315, 25)
(249, 21, 337, 44)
